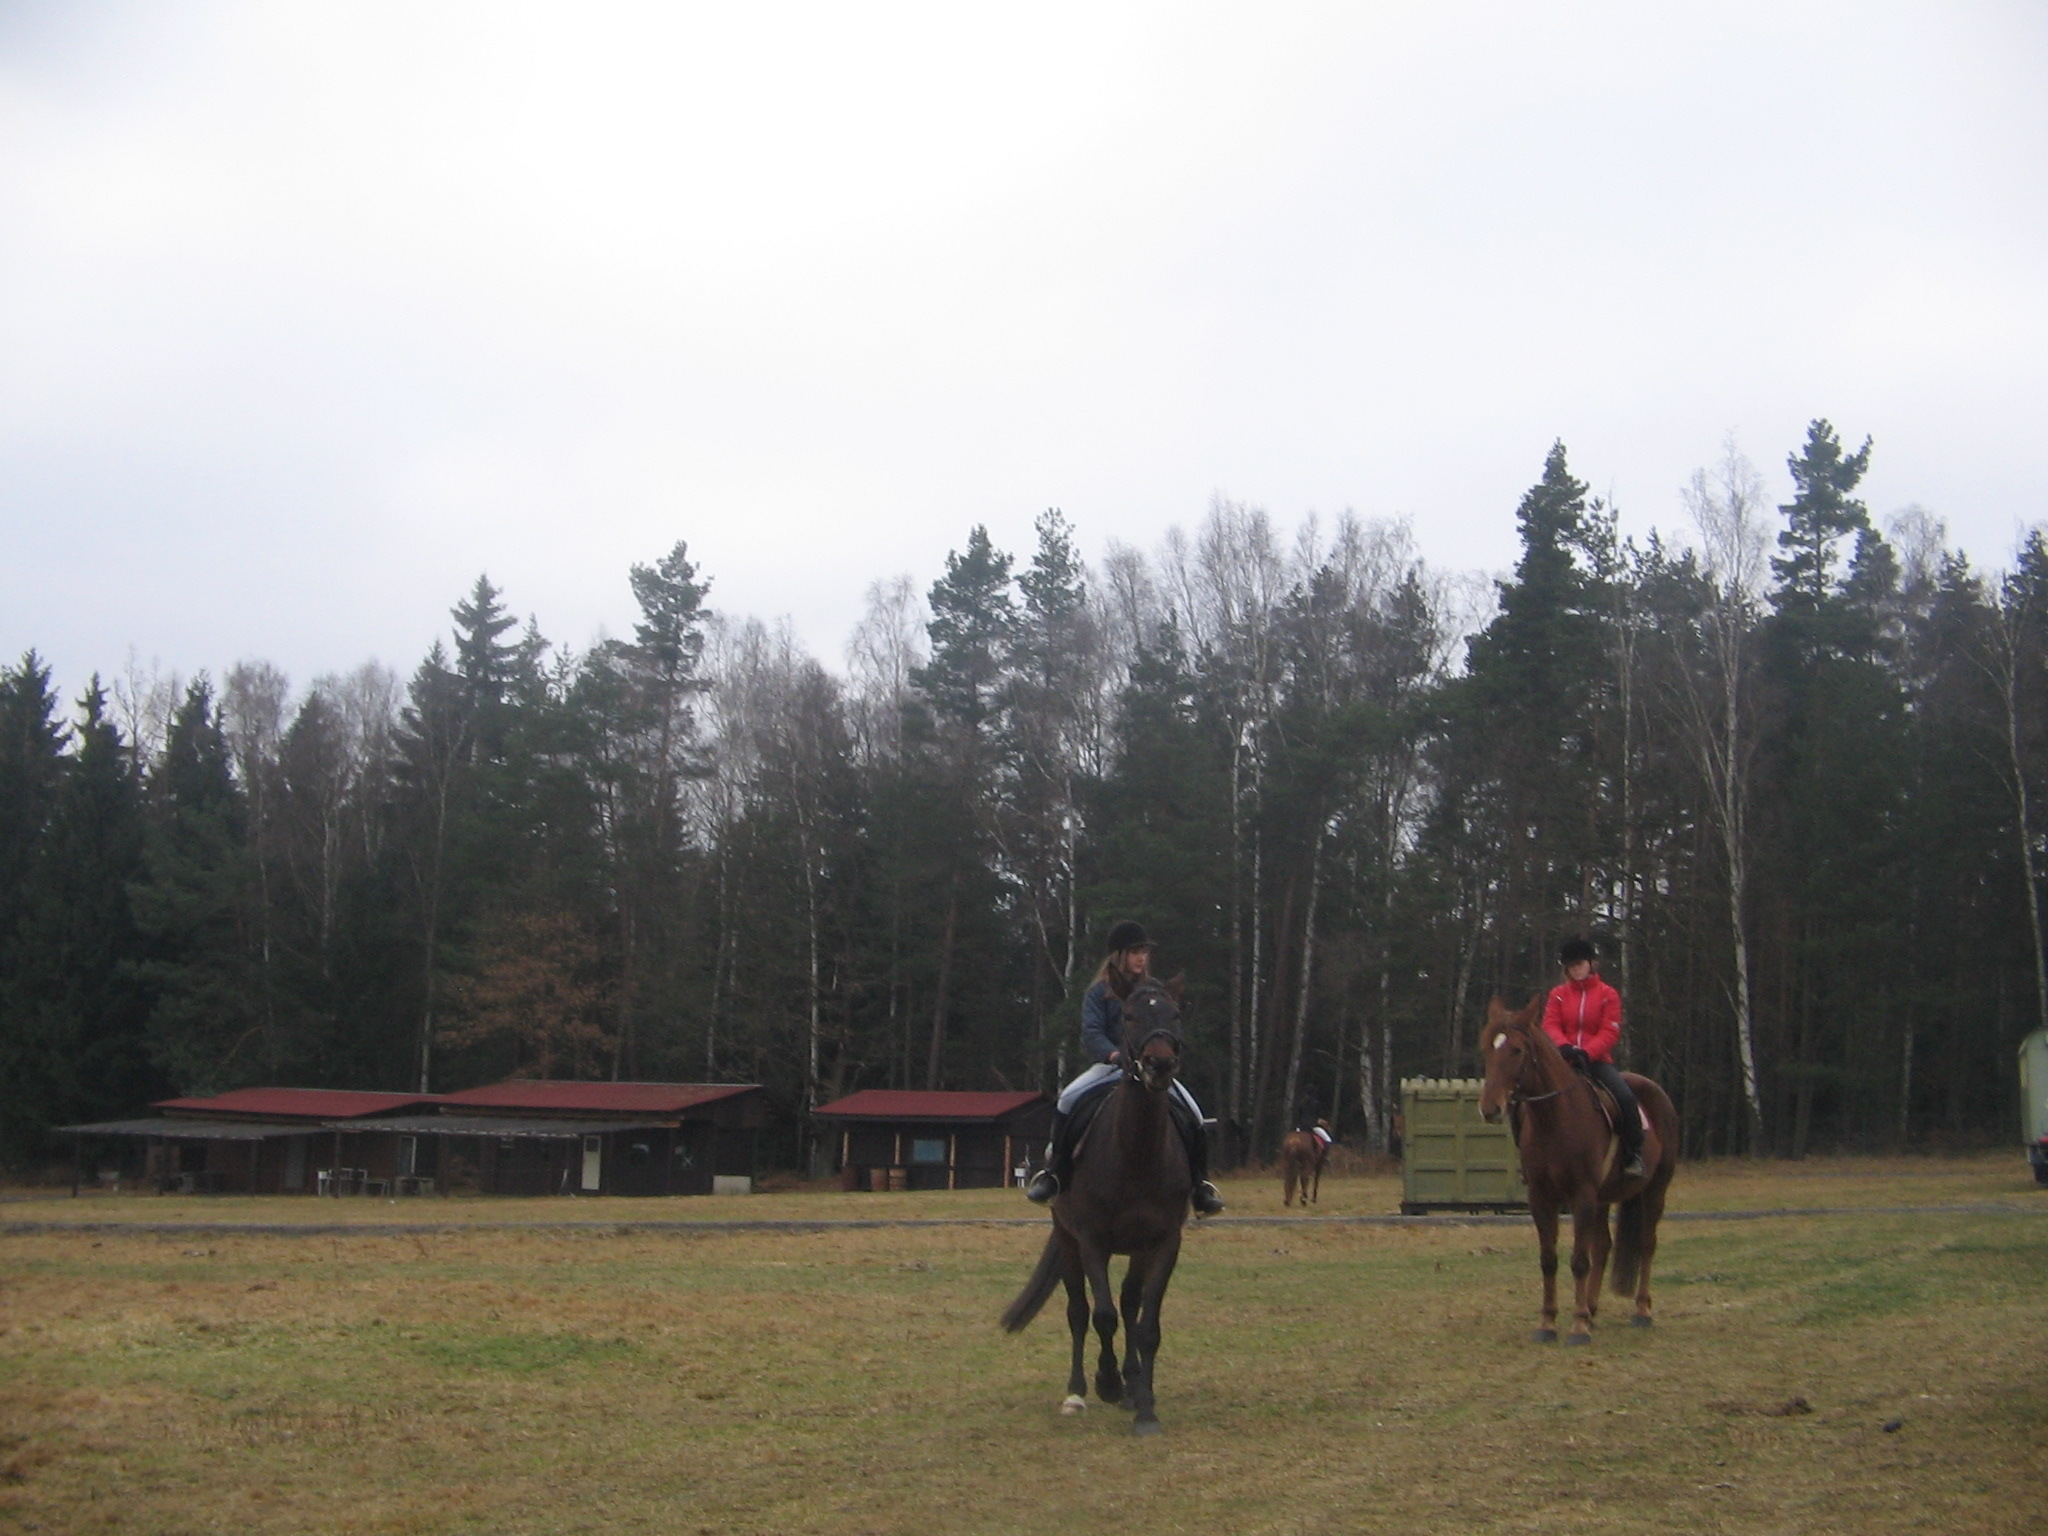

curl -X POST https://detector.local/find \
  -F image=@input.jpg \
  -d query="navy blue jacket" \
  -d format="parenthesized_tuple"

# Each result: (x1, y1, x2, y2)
(1080, 980, 1122, 1064)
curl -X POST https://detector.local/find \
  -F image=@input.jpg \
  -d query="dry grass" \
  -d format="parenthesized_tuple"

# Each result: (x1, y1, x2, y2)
(2, 1155, 2044, 1534)
(9, 1148, 2038, 1228)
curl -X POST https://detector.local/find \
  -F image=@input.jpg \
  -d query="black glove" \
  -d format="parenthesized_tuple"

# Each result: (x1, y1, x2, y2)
(1559, 1044, 1590, 1072)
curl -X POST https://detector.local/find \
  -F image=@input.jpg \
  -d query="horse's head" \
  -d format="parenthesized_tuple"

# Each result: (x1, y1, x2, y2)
(1477, 994, 1544, 1123)
(1114, 972, 1186, 1095)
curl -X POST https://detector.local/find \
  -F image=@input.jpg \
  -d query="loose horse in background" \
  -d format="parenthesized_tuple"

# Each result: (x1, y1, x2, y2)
(1279, 1120, 1330, 1207)
(1001, 971, 1192, 1437)
(1478, 995, 1679, 1344)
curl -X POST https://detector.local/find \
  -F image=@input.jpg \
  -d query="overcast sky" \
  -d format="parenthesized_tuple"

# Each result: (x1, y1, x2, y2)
(3, 2, 2044, 702)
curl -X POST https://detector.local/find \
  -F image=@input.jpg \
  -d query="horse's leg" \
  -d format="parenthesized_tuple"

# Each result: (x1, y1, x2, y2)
(1630, 1178, 1670, 1327)
(1077, 1241, 1123, 1404)
(1311, 1158, 1321, 1204)
(1586, 1203, 1613, 1329)
(1565, 1199, 1600, 1344)
(1117, 1262, 1148, 1415)
(1531, 1198, 1560, 1343)
(1061, 1242, 1090, 1413)
(1126, 1236, 1180, 1437)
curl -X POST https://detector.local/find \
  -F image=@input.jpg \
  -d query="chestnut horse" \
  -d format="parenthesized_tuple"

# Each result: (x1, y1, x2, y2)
(1477, 995, 1678, 1344)
(1279, 1119, 1329, 1207)
(1001, 971, 1192, 1436)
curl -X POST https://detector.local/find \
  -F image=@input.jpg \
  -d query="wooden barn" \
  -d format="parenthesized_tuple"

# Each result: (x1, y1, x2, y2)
(60, 1088, 443, 1194)
(813, 1089, 1051, 1192)
(60, 1081, 772, 1197)
(389, 1080, 772, 1197)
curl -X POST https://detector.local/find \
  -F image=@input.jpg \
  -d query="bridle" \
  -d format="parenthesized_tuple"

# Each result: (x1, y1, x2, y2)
(1499, 1020, 1567, 1109)
(1120, 980, 1184, 1085)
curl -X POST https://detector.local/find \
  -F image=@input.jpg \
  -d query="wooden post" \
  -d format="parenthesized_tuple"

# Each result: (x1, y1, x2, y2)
(948, 1133, 957, 1190)
(71, 1133, 82, 1198)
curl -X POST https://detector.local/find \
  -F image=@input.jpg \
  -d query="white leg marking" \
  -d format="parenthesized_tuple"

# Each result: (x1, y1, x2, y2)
(1060, 1394, 1088, 1415)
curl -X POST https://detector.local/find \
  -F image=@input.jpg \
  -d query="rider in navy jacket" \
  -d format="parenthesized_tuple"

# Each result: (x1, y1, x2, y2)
(1024, 920, 1224, 1215)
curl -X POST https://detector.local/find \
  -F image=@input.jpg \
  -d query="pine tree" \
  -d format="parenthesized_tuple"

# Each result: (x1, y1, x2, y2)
(0, 653, 67, 952)
(0, 681, 159, 1160)
(132, 678, 264, 1093)
(910, 525, 1019, 1086)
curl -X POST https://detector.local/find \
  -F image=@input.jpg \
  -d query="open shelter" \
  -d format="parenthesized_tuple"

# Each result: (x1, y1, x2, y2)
(813, 1089, 1051, 1191)
(59, 1088, 442, 1195)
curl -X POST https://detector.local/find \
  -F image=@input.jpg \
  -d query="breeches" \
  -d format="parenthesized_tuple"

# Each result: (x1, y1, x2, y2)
(1057, 1062, 1203, 1121)
(1588, 1060, 1641, 1133)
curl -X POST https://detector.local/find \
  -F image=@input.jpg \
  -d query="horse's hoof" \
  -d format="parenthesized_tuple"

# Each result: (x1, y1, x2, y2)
(1132, 1418, 1164, 1438)
(1531, 1328, 1557, 1344)
(1630, 1314, 1653, 1329)
(1060, 1395, 1088, 1415)
(1564, 1332, 1593, 1347)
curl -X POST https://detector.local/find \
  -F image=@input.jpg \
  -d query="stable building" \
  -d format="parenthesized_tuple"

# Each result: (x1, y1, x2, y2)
(60, 1080, 772, 1197)
(396, 1080, 771, 1197)
(60, 1087, 443, 1195)
(814, 1089, 1051, 1191)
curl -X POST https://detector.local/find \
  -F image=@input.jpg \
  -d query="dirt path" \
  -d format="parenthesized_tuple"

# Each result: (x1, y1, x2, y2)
(5, 1201, 2041, 1237)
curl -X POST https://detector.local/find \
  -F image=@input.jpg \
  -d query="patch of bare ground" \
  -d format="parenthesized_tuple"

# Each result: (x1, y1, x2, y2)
(0, 1157, 2041, 1533)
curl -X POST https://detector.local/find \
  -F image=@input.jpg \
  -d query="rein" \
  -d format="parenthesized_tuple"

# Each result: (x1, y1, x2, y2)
(1504, 1023, 1573, 1109)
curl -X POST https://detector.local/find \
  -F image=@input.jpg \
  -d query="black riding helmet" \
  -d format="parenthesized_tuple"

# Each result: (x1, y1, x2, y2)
(1106, 919, 1153, 953)
(1559, 936, 1597, 966)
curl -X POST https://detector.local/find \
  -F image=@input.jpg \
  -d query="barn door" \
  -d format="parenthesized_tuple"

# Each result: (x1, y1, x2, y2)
(581, 1135, 603, 1192)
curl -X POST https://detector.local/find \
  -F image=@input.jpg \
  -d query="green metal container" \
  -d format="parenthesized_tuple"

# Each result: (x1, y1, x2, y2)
(1400, 1077, 1528, 1214)
(2018, 1028, 2048, 1186)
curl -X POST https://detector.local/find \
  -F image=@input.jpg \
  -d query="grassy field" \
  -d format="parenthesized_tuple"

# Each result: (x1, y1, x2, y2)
(2, 1154, 2043, 1535)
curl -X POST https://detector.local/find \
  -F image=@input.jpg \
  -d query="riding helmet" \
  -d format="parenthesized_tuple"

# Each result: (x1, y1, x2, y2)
(1106, 919, 1153, 952)
(1559, 936, 1597, 966)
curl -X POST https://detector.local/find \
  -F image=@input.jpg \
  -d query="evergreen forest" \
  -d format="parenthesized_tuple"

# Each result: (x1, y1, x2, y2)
(5, 422, 2043, 1171)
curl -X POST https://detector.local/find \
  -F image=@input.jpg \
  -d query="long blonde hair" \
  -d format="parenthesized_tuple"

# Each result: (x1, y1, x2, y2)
(1092, 949, 1145, 989)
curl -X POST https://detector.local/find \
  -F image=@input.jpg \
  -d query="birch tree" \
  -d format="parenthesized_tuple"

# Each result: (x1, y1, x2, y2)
(1677, 438, 1769, 1151)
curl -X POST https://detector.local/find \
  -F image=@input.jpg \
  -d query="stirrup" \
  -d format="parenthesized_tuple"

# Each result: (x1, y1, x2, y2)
(1621, 1153, 1646, 1180)
(1191, 1180, 1225, 1216)
(1024, 1169, 1060, 1204)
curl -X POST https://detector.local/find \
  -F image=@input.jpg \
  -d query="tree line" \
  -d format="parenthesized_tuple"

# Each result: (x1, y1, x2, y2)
(4, 420, 2042, 1170)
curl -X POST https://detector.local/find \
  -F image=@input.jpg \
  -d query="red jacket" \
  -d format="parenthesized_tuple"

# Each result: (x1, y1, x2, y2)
(1542, 972, 1621, 1063)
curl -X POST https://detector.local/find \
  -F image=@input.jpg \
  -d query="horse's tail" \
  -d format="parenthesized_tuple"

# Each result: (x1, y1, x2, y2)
(1000, 1230, 1064, 1334)
(1609, 1193, 1644, 1298)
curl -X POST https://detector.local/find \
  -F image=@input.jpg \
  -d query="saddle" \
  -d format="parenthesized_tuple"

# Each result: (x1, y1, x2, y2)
(1574, 1066, 1650, 1138)
(1069, 1073, 1200, 1160)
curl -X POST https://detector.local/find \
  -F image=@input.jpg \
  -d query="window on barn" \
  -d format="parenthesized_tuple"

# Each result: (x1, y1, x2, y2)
(910, 1138, 946, 1165)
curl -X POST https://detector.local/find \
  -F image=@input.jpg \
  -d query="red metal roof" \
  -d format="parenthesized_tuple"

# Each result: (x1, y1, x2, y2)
(813, 1089, 1046, 1121)
(153, 1088, 441, 1120)
(437, 1081, 758, 1114)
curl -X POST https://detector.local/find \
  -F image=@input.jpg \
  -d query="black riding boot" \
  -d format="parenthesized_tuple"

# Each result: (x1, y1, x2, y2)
(1592, 1061, 1647, 1179)
(1024, 1110, 1071, 1203)
(1178, 1107, 1225, 1216)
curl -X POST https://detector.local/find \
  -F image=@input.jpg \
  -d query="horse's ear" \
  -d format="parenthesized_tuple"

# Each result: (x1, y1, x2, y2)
(1106, 961, 1132, 999)
(1486, 995, 1510, 1026)
(1165, 973, 1185, 1002)
(1516, 994, 1543, 1028)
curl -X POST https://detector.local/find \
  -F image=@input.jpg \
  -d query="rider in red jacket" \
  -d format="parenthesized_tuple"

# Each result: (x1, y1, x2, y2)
(1542, 938, 1645, 1178)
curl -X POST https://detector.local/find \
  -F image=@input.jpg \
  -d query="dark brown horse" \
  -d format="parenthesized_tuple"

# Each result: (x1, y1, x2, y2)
(1279, 1119, 1329, 1207)
(1477, 995, 1679, 1344)
(1001, 971, 1192, 1436)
